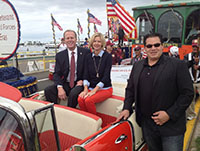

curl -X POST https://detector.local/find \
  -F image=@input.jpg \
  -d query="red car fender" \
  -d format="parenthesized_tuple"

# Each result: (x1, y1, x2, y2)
(68, 121, 134, 151)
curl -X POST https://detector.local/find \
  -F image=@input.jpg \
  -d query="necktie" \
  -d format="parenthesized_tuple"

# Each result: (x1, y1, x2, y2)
(70, 51, 75, 88)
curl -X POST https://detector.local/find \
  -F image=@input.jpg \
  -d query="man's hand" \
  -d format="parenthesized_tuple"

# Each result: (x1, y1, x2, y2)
(151, 111, 170, 126)
(116, 109, 130, 121)
(76, 80, 83, 86)
(57, 87, 67, 100)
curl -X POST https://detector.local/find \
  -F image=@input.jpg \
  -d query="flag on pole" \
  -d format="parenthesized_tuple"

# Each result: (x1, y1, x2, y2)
(51, 14, 63, 31)
(77, 19, 83, 34)
(94, 24, 98, 33)
(88, 12, 102, 26)
(106, 0, 117, 17)
(106, 0, 137, 39)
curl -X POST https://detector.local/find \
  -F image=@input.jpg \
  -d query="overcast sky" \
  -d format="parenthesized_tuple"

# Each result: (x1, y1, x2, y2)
(11, 0, 159, 43)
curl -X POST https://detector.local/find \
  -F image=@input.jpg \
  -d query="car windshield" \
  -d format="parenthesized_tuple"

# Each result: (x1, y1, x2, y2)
(0, 108, 24, 151)
(32, 104, 60, 151)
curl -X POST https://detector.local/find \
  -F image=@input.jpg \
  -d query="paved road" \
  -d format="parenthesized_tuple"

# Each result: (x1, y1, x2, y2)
(188, 104, 200, 151)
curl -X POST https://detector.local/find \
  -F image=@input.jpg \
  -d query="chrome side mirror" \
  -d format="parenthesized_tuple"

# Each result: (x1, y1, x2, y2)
(70, 145, 86, 151)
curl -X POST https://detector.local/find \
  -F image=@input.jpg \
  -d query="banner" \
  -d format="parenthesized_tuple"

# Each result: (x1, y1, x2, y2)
(0, 0, 20, 60)
(111, 65, 132, 83)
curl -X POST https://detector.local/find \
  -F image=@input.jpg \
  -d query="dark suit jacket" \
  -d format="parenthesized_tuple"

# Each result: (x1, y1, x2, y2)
(53, 46, 90, 86)
(123, 55, 194, 136)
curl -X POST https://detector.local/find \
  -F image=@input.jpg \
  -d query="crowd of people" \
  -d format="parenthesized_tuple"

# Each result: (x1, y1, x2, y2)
(46, 28, 199, 151)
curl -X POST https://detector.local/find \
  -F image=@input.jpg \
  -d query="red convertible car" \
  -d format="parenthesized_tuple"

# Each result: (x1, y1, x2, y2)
(0, 82, 147, 151)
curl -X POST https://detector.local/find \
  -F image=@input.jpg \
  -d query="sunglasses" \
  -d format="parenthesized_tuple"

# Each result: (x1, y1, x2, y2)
(134, 49, 140, 51)
(146, 43, 161, 48)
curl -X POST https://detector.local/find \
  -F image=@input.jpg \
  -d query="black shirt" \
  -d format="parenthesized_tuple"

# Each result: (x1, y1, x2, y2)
(138, 55, 162, 117)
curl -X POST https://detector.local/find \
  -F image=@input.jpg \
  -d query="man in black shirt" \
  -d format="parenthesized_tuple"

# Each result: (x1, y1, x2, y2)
(118, 33, 193, 151)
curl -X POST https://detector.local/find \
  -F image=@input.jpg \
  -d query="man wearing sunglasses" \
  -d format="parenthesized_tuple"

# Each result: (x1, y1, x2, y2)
(130, 45, 143, 65)
(118, 33, 193, 151)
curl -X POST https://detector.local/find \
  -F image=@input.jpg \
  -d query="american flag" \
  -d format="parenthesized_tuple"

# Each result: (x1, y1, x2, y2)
(88, 12, 102, 26)
(94, 24, 98, 33)
(107, 0, 137, 38)
(106, 0, 117, 17)
(51, 15, 63, 31)
(77, 19, 83, 34)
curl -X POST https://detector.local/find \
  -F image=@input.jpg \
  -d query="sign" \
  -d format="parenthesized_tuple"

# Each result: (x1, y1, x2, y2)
(111, 65, 132, 83)
(49, 63, 55, 73)
(121, 58, 131, 65)
(26, 61, 39, 72)
(0, 0, 20, 60)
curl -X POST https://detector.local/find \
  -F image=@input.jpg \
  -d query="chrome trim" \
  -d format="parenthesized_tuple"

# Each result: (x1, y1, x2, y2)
(80, 122, 121, 147)
(115, 134, 127, 144)
(0, 96, 38, 151)
(70, 144, 86, 151)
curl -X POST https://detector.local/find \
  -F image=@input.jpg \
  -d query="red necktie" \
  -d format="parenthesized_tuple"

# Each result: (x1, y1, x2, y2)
(70, 51, 75, 88)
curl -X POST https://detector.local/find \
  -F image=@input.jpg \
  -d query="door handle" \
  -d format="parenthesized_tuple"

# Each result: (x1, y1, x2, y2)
(115, 134, 127, 144)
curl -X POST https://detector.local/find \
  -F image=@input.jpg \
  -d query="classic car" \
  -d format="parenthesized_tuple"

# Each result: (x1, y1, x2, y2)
(0, 82, 147, 151)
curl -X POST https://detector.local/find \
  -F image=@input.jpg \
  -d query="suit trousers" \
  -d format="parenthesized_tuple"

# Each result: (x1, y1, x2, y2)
(44, 82, 83, 108)
(78, 88, 113, 114)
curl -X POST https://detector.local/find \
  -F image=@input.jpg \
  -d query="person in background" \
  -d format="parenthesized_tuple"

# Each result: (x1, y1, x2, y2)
(116, 45, 123, 65)
(130, 45, 143, 65)
(78, 32, 113, 115)
(118, 33, 193, 151)
(186, 23, 200, 43)
(118, 24, 125, 46)
(105, 40, 118, 65)
(168, 46, 179, 58)
(185, 39, 200, 120)
(58, 38, 67, 52)
(45, 29, 90, 108)
(83, 38, 89, 48)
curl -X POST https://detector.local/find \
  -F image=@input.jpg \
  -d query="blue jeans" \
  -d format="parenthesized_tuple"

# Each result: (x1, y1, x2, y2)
(141, 118, 184, 151)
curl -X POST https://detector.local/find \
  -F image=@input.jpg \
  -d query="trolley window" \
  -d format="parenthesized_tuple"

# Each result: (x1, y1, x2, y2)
(158, 10, 183, 45)
(136, 12, 155, 44)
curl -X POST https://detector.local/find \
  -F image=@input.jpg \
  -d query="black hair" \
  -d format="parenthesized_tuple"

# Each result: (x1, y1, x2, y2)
(143, 33, 163, 46)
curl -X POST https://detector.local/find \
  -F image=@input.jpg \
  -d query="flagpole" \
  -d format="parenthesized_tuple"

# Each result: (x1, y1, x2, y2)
(77, 18, 80, 46)
(51, 13, 57, 54)
(93, 23, 95, 33)
(87, 9, 90, 39)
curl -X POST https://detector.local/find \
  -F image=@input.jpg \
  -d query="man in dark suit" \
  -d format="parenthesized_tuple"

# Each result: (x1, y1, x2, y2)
(45, 30, 90, 108)
(118, 33, 193, 151)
